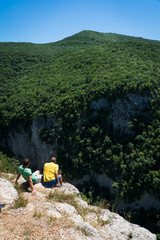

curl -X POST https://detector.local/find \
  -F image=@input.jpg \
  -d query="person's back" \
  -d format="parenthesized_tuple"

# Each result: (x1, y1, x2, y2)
(43, 156, 62, 187)
(12, 158, 42, 196)
(18, 165, 36, 183)
(43, 162, 59, 182)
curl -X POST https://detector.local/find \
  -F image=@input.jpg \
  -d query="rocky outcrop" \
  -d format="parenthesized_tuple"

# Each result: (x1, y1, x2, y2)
(0, 178, 18, 204)
(98, 210, 156, 240)
(0, 177, 156, 240)
(4, 119, 56, 169)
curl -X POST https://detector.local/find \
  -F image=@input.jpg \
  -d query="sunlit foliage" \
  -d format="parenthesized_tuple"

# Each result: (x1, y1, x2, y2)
(0, 30, 160, 201)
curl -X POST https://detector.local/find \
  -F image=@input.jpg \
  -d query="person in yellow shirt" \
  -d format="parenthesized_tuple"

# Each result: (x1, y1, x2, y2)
(43, 156, 62, 187)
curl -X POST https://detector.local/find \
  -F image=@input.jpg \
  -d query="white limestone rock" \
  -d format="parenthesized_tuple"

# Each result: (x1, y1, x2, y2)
(99, 208, 114, 222)
(73, 220, 103, 240)
(99, 211, 156, 240)
(55, 202, 84, 222)
(0, 176, 156, 240)
(75, 197, 89, 208)
(26, 201, 62, 219)
(33, 182, 51, 193)
(54, 202, 102, 240)
(33, 182, 80, 197)
(0, 178, 18, 204)
(60, 182, 80, 196)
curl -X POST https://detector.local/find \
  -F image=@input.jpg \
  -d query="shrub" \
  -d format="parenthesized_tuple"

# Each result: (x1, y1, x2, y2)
(0, 152, 19, 173)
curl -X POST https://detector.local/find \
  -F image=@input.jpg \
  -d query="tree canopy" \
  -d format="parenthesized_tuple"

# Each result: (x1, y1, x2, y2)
(0, 30, 160, 202)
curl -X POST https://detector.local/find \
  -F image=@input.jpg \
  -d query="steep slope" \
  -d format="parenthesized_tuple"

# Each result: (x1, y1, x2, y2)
(0, 31, 160, 216)
(1, 31, 160, 125)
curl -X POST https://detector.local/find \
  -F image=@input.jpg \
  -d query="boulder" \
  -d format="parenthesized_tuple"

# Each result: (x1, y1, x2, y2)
(60, 182, 80, 196)
(33, 182, 80, 196)
(75, 197, 88, 208)
(0, 178, 18, 205)
(98, 210, 156, 240)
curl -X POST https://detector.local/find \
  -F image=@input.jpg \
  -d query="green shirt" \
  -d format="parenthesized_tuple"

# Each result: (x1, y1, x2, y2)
(18, 165, 37, 184)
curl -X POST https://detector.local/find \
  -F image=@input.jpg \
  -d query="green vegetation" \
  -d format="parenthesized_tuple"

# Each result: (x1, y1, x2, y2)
(127, 231, 133, 239)
(47, 189, 77, 206)
(47, 190, 82, 216)
(9, 183, 29, 209)
(119, 208, 160, 237)
(0, 31, 160, 234)
(0, 151, 19, 173)
(33, 211, 43, 218)
(157, 233, 160, 240)
(78, 178, 112, 206)
(10, 196, 28, 209)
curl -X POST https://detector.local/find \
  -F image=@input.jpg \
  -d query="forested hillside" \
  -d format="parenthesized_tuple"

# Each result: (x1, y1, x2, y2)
(0, 30, 160, 206)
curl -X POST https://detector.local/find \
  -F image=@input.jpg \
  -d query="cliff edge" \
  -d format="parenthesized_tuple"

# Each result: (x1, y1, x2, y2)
(0, 174, 156, 240)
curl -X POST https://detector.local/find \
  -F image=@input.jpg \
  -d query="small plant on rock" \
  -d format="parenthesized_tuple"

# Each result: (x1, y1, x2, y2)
(33, 211, 42, 218)
(127, 231, 133, 239)
(47, 189, 77, 206)
(10, 196, 28, 209)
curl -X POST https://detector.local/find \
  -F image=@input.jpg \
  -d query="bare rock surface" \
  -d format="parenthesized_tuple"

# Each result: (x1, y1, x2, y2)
(0, 178, 18, 204)
(97, 210, 155, 240)
(0, 177, 157, 240)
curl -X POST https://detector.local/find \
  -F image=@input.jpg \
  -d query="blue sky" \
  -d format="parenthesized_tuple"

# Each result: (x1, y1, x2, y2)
(0, 0, 160, 43)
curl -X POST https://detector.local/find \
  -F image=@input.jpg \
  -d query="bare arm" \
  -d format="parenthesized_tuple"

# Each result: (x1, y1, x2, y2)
(55, 169, 60, 186)
(28, 175, 36, 196)
(12, 172, 21, 183)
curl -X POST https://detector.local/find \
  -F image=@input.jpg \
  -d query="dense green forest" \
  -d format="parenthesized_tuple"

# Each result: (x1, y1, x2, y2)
(1, 30, 160, 195)
(0, 31, 160, 234)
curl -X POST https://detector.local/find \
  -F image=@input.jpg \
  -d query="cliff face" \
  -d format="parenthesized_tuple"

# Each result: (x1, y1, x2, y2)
(2, 94, 160, 210)
(91, 94, 149, 134)
(6, 119, 55, 170)
(0, 175, 157, 240)
(2, 94, 149, 168)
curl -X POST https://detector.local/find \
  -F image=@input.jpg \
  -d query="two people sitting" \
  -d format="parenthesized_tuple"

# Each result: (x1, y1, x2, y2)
(13, 156, 62, 195)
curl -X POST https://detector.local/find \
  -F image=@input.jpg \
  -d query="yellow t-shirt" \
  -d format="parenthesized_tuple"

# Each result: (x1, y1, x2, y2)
(43, 162, 59, 182)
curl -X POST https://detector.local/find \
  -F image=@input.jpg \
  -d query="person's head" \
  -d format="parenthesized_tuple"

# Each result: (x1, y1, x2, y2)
(50, 156, 56, 163)
(23, 158, 30, 168)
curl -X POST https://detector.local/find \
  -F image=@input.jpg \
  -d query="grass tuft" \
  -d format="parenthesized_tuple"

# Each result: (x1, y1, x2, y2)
(10, 196, 28, 209)
(33, 211, 42, 218)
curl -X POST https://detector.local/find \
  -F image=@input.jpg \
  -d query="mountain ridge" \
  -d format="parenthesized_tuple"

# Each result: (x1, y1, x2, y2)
(1, 30, 160, 46)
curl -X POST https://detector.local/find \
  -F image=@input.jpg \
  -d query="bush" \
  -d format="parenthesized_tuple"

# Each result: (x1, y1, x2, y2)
(157, 234, 160, 240)
(0, 151, 19, 173)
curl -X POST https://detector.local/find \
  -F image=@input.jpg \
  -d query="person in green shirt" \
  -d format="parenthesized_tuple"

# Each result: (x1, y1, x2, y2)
(13, 158, 42, 196)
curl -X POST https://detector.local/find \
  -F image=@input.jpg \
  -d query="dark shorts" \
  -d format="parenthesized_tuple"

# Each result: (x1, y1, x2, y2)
(43, 176, 60, 186)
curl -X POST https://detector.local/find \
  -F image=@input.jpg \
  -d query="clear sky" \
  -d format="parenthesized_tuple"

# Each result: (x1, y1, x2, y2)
(0, 0, 160, 43)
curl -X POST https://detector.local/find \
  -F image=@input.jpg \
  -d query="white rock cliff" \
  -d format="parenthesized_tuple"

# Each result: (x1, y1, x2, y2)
(0, 177, 157, 240)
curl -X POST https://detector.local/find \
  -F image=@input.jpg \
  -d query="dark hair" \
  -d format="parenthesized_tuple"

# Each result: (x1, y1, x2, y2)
(23, 158, 30, 167)
(50, 156, 56, 163)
